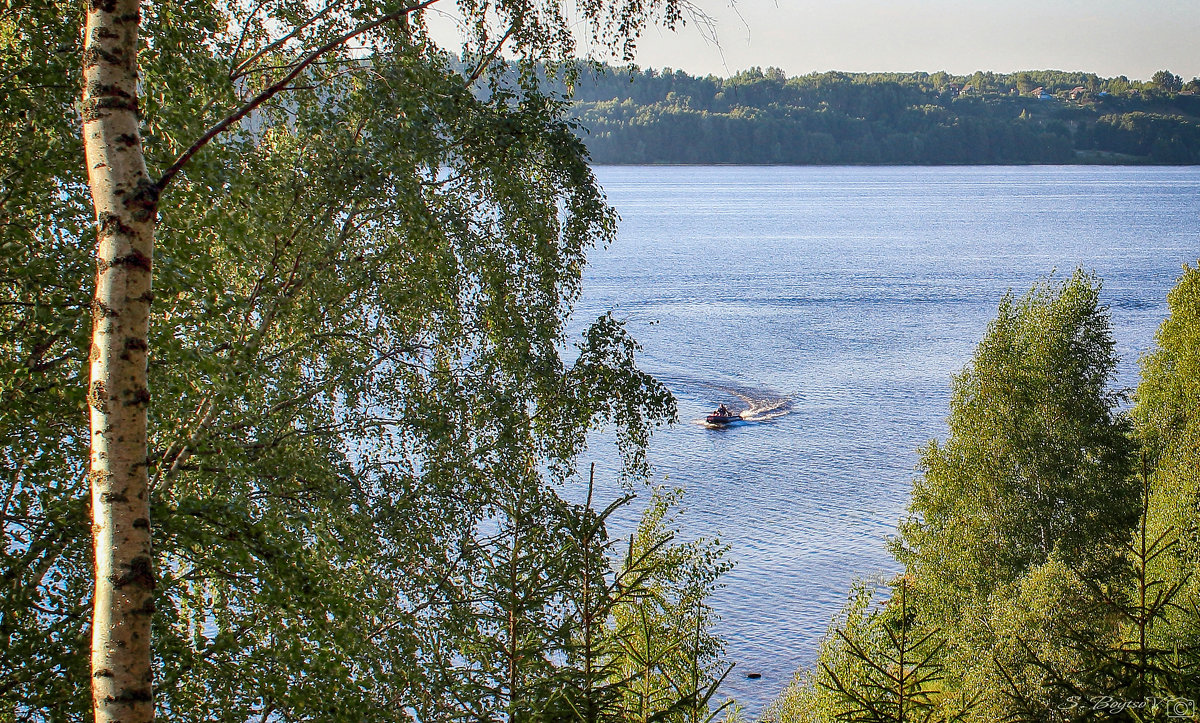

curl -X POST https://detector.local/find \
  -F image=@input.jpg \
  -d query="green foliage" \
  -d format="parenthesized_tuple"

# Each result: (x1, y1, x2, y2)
(505, 476, 737, 723)
(2, 0, 733, 719)
(442, 477, 733, 722)
(890, 270, 1139, 719)
(139, 53, 682, 721)
(1129, 262, 1200, 701)
(1152, 71, 1184, 93)
(924, 269, 1200, 721)
(978, 556, 1113, 721)
(1093, 112, 1200, 163)
(895, 270, 1137, 613)
(611, 488, 735, 723)
(990, 463, 1200, 721)
(819, 580, 969, 723)
(1, 0, 104, 709)
(566, 65, 1200, 164)
(770, 270, 1184, 723)
(1136, 264, 1200, 571)
(1074, 463, 1198, 700)
(764, 581, 972, 723)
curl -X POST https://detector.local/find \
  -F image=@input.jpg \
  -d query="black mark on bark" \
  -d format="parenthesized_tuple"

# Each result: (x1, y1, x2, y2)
(113, 556, 155, 591)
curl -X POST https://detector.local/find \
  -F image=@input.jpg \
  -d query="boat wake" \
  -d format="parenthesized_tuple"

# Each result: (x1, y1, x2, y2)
(717, 384, 793, 423)
(733, 391, 793, 422)
(655, 373, 793, 427)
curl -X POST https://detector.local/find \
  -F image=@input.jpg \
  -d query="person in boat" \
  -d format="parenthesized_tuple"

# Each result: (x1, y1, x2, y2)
(716, 403, 731, 417)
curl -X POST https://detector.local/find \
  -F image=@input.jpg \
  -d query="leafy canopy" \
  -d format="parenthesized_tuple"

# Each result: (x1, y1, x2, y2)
(894, 270, 1136, 613)
(0, 0, 722, 718)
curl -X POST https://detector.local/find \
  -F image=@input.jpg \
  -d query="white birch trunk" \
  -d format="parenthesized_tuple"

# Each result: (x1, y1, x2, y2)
(82, 0, 157, 720)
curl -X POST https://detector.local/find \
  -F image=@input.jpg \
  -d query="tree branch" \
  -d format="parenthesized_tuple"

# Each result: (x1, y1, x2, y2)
(465, 25, 516, 86)
(229, 0, 351, 81)
(156, 0, 443, 192)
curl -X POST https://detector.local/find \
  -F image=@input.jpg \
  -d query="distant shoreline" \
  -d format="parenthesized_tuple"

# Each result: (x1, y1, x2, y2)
(571, 66, 1200, 166)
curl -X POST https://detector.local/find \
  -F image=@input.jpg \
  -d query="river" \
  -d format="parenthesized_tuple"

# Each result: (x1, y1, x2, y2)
(568, 165, 1200, 717)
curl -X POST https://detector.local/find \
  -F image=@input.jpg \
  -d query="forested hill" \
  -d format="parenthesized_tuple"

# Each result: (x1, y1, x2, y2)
(568, 66, 1200, 164)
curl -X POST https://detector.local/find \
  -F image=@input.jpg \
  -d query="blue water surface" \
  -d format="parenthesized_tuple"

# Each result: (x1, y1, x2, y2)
(568, 165, 1200, 717)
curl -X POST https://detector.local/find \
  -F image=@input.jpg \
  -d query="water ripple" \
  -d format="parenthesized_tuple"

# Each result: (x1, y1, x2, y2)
(571, 165, 1200, 718)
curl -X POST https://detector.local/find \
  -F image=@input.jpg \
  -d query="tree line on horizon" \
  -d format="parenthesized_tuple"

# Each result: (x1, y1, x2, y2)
(568, 65, 1200, 165)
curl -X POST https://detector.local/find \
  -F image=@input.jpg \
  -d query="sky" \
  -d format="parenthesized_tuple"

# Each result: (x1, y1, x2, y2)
(577, 0, 1200, 80)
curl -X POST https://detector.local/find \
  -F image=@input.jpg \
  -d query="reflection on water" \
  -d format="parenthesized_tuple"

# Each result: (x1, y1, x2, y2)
(571, 165, 1200, 717)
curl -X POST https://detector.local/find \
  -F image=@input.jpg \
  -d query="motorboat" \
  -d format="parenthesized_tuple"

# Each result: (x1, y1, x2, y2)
(706, 413, 743, 424)
(706, 407, 743, 424)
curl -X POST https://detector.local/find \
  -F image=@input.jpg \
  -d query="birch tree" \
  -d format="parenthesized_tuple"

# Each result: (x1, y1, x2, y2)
(894, 270, 1136, 617)
(82, 0, 158, 716)
(3, 0, 712, 719)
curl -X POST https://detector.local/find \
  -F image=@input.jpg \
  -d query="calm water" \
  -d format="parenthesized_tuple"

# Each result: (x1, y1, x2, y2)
(568, 165, 1200, 717)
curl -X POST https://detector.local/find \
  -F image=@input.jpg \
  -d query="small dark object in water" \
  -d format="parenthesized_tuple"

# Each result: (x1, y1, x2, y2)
(746, 672, 762, 680)
(706, 413, 743, 424)
(700, 398, 739, 422)
(706, 404, 743, 425)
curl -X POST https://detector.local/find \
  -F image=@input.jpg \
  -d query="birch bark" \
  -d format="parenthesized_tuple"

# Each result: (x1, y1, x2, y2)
(81, 0, 157, 720)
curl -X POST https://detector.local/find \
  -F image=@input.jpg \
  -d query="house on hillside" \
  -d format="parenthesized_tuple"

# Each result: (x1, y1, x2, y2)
(1069, 86, 1087, 100)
